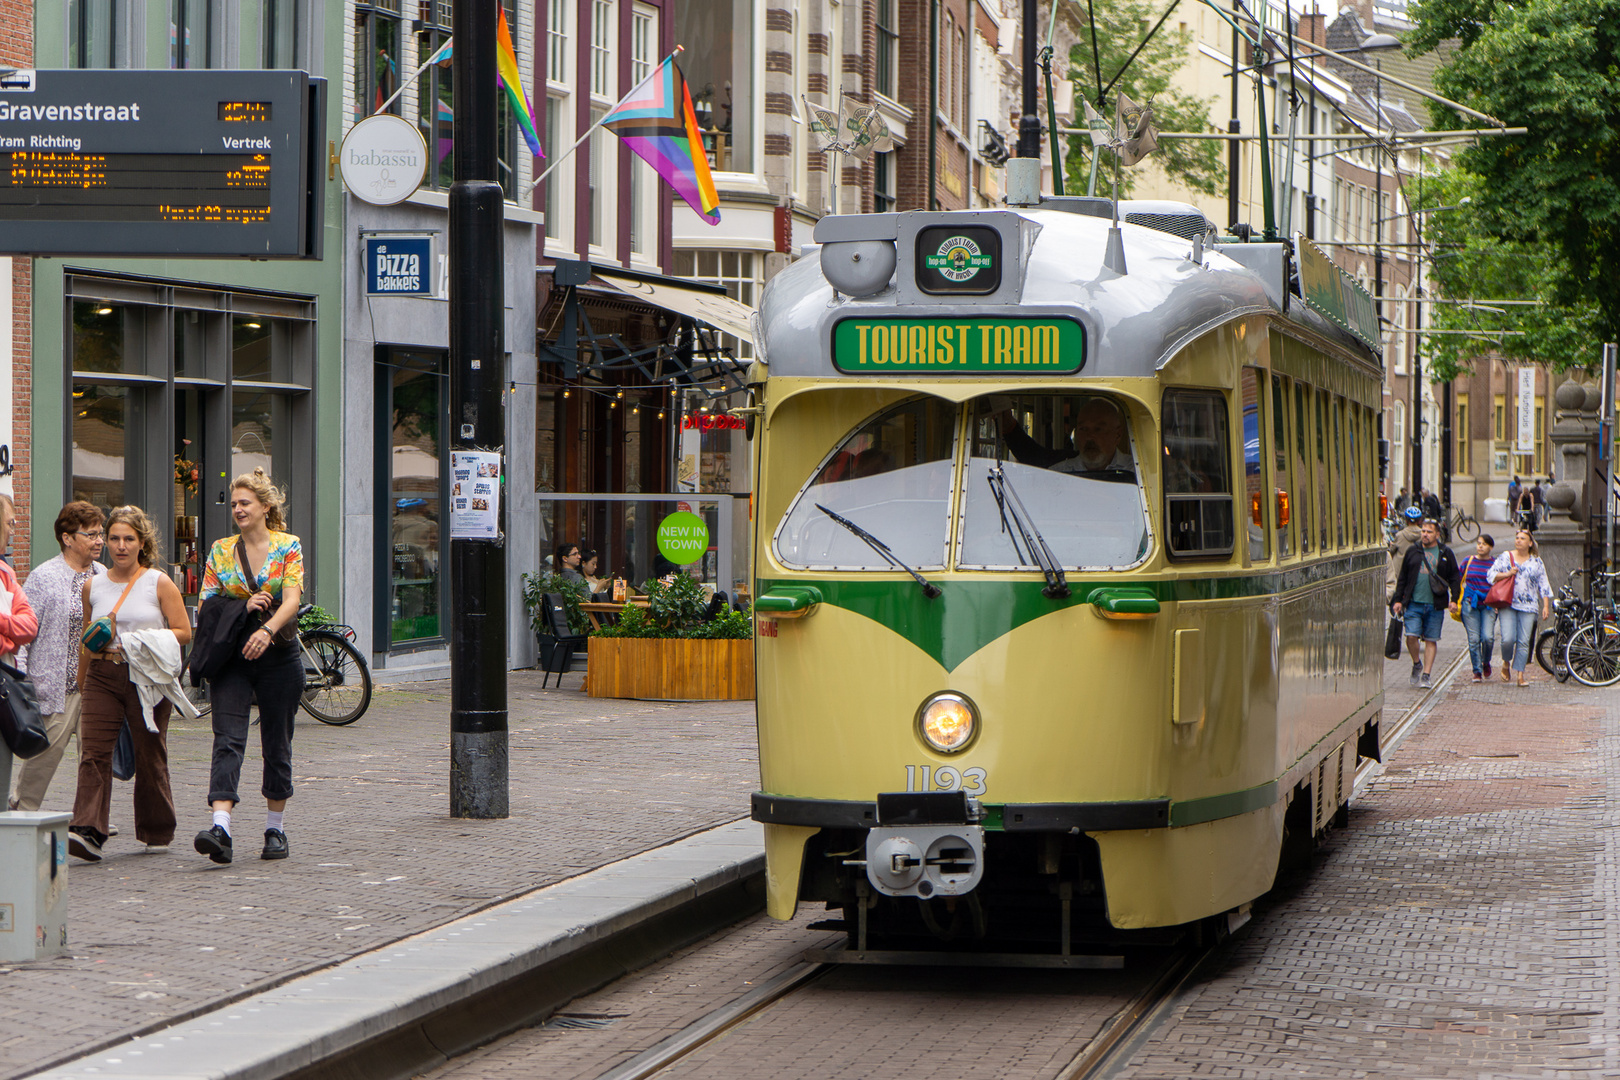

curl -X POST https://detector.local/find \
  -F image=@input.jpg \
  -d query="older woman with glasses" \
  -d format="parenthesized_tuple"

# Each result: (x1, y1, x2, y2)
(9, 502, 105, 812)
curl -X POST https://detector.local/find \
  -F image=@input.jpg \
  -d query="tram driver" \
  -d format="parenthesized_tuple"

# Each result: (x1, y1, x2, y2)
(993, 396, 1134, 478)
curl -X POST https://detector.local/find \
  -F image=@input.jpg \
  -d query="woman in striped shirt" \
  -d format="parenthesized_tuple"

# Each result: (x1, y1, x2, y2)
(1451, 534, 1497, 683)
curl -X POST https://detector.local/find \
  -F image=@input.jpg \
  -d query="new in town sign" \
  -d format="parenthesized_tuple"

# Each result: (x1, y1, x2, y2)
(0, 69, 325, 258)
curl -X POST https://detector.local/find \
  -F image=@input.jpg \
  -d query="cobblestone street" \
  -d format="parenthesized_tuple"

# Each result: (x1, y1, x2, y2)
(0, 671, 758, 1079)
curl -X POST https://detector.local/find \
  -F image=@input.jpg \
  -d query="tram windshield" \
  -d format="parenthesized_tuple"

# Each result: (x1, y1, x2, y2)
(775, 398, 957, 569)
(959, 393, 1150, 569)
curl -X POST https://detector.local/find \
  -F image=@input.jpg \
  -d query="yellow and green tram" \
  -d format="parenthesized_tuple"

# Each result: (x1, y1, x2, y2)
(746, 203, 1386, 946)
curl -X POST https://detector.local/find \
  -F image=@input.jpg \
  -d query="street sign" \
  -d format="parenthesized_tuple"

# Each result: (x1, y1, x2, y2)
(365, 235, 433, 295)
(0, 69, 324, 258)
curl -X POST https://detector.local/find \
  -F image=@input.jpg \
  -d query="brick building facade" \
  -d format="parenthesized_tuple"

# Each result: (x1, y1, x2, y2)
(2, 0, 31, 574)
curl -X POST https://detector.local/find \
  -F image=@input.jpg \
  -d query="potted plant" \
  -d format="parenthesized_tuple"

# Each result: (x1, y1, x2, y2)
(587, 574, 754, 700)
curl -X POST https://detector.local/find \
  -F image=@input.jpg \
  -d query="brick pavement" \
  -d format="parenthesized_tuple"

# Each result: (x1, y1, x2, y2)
(1114, 638, 1619, 1077)
(0, 671, 758, 1079)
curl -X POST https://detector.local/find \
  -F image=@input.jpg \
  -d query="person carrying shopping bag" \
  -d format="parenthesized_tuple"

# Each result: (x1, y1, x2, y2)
(1486, 529, 1554, 686)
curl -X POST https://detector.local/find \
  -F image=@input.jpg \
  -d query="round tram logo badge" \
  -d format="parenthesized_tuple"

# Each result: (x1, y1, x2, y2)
(925, 235, 994, 282)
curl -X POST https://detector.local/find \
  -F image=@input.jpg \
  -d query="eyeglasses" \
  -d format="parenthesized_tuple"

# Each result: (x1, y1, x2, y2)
(74, 531, 105, 541)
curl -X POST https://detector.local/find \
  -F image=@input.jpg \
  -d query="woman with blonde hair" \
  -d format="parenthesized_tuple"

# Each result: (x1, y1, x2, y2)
(193, 468, 304, 865)
(68, 505, 191, 861)
(1486, 528, 1554, 687)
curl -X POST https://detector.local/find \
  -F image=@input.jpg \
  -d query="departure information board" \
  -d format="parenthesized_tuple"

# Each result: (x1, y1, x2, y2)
(0, 70, 323, 258)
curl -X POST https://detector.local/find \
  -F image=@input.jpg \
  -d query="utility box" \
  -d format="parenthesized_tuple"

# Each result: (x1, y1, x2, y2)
(0, 812, 70, 962)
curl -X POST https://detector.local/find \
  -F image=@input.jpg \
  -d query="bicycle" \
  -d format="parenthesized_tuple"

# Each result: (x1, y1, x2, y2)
(1441, 504, 1480, 543)
(181, 605, 373, 726)
(1564, 572, 1620, 688)
(297, 606, 372, 725)
(1534, 568, 1588, 683)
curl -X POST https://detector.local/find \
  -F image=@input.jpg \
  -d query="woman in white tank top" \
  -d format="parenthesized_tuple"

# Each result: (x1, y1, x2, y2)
(66, 505, 193, 863)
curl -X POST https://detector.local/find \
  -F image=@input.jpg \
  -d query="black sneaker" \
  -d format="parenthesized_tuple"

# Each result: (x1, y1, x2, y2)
(261, 828, 289, 861)
(194, 825, 233, 865)
(68, 828, 104, 862)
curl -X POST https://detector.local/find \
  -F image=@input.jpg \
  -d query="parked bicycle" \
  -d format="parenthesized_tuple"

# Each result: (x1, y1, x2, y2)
(1534, 568, 1588, 683)
(183, 604, 372, 726)
(1564, 572, 1620, 688)
(1441, 503, 1480, 543)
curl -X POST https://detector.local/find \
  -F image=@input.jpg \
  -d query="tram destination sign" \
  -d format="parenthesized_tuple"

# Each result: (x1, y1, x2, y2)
(0, 69, 324, 258)
(832, 317, 1084, 373)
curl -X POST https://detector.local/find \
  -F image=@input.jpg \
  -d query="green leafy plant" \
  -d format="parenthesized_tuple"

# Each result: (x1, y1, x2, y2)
(298, 604, 337, 632)
(645, 573, 710, 634)
(687, 605, 754, 640)
(520, 571, 591, 636)
(593, 575, 753, 640)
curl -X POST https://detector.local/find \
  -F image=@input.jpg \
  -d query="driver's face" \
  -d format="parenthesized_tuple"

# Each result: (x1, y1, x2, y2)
(1072, 404, 1125, 465)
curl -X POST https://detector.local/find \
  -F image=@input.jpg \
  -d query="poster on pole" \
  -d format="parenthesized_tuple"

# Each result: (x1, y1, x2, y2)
(1516, 367, 1536, 454)
(449, 451, 502, 540)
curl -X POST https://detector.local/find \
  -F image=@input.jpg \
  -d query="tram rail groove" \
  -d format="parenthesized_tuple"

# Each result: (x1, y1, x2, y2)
(1355, 648, 1467, 799)
(1050, 945, 1216, 1080)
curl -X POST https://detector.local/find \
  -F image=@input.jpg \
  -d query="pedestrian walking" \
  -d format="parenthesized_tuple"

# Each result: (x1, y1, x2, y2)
(9, 502, 105, 812)
(1385, 505, 1424, 602)
(1394, 487, 1411, 513)
(0, 494, 38, 663)
(1451, 533, 1497, 683)
(1487, 529, 1553, 687)
(193, 469, 305, 866)
(68, 506, 192, 862)
(1507, 475, 1521, 512)
(1421, 488, 1443, 521)
(1391, 518, 1461, 688)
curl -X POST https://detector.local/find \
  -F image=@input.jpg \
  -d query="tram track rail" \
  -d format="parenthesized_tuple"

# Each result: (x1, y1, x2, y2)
(1356, 647, 1467, 798)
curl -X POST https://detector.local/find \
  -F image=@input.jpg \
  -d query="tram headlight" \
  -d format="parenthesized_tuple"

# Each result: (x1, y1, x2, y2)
(916, 692, 978, 753)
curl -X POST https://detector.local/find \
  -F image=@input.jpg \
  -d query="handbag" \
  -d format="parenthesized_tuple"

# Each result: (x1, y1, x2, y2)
(111, 720, 135, 781)
(1451, 557, 1472, 621)
(80, 569, 146, 653)
(0, 660, 49, 759)
(1485, 555, 1516, 609)
(1384, 614, 1404, 660)
(235, 539, 297, 645)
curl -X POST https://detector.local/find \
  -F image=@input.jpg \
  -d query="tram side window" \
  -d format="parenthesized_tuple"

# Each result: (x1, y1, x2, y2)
(1292, 382, 1312, 554)
(1241, 369, 1268, 562)
(1315, 388, 1330, 552)
(1270, 374, 1292, 557)
(1345, 401, 1360, 545)
(774, 398, 957, 570)
(1162, 389, 1234, 558)
(1332, 396, 1346, 547)
(958, 392, 1149, 569)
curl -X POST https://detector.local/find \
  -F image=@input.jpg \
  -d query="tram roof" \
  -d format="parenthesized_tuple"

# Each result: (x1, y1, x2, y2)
(757, 208, 1380, 381)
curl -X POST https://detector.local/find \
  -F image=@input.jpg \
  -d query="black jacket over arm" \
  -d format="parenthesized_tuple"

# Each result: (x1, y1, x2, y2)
(1391, 543, 1462, 610)
(188, 595, 252, 685)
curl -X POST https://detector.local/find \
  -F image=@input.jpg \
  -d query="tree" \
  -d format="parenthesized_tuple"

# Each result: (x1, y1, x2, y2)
(1414, 167, 1601, 380)
(1406, 0, 1620, 359)
(1063, 0, 1225, 197)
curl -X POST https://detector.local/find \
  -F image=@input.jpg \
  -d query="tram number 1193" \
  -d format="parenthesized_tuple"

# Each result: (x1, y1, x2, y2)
(905, 765, 988, 797)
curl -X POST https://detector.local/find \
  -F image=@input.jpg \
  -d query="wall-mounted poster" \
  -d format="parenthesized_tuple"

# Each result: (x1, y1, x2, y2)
(449, 450, 501, 540)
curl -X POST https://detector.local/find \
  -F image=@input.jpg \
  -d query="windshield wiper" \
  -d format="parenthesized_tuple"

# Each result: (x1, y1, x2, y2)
(986, 464, 1071, 599)
(814, 503, 942, 599)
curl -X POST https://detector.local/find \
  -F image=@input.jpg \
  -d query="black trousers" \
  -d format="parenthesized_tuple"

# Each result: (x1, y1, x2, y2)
(207, 643, 302, 805)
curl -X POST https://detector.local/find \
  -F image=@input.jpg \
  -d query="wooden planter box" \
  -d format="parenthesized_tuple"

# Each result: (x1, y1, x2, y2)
(586, 637, 755, 700)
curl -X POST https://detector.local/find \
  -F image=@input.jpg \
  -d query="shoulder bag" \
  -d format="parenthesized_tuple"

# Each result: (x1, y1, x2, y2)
(1485, 555, 1517, 608)
(236, 539, 297, 645)
(1450, 557, 1472, 621)
(0, 660, 49, 759)
(80, 569, 146, 653)
(1384, 612, 1404, 660)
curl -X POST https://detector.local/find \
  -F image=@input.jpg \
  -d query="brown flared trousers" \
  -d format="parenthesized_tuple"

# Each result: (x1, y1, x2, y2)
(71, 659, 176, 846)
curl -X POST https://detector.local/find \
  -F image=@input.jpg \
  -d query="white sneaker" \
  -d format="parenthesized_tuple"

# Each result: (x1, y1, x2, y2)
(68, 830, 104, 862)
(145, 844, 170, 854)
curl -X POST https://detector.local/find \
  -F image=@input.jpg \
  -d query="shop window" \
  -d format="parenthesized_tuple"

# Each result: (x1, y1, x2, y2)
(170, 0, 219, 69)
(72, 384, 129, 509)
(674, 0, 753, 172)
(264, 0, 302, 67)
(69, 0, 118, 68)
(377, 351, 447, 647)
(354, 0, 403, 121)
(72, 302, 147, 374)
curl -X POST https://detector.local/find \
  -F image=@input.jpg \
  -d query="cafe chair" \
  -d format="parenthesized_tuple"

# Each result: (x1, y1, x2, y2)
(538, 593, 587, 689)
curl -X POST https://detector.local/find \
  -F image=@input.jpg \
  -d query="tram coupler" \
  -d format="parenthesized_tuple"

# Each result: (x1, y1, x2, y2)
(862, 825, 985, 899)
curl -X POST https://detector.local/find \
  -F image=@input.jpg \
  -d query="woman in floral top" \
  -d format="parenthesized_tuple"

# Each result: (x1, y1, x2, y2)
(192, 468, 304, 866)
(1486, 529, 1553, 687)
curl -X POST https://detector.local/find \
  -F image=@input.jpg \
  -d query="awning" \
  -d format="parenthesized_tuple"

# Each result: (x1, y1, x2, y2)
(590, 270, 755, 345)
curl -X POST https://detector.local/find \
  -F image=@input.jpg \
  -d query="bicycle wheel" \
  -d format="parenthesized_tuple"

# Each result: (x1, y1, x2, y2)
(1455, 515, 1478, 542)
(1535, 628, 1559, 676)
(1565, 622, 1620, 688)
(299, 631, 372, 725)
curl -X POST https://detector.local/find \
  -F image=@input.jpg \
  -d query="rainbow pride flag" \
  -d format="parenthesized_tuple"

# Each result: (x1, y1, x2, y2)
(600, 57, 720, 224)
(496, 8, 544, 160)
